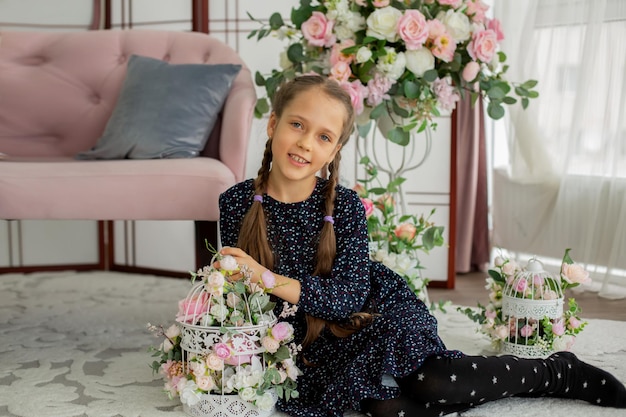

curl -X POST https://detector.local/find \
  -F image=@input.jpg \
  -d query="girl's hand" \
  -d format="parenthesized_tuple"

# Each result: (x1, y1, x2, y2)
(217, 246, 265, 283)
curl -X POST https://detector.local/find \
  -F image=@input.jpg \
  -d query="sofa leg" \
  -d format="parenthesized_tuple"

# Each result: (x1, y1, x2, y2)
(195, 220, 218, 270)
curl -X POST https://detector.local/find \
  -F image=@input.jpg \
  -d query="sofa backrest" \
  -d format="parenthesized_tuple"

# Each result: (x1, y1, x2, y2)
(0, 30, 252, 160)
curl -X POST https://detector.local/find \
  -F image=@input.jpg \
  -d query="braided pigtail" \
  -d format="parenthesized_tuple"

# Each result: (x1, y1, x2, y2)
(236, 139, 274, 269)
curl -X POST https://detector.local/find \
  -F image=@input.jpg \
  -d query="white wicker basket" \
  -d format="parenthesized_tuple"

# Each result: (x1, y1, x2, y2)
(183, 392, 276, 417)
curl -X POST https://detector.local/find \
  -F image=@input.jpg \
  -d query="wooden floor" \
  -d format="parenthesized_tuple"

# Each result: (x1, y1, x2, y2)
(428, 271, 626, 321)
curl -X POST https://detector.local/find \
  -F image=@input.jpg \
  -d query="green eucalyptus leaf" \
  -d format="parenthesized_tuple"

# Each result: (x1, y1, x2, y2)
(387, 127, 410, 146)
(487, 102, 505, 119)
(269, 12, 285, 29)
(423, 69, 438, 83)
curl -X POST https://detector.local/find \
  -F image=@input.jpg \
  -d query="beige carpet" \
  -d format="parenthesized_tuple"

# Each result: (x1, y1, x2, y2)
(0, 271, 625, 417)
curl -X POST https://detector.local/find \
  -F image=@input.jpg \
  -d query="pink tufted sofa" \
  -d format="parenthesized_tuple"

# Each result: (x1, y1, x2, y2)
(0, 30, 256, 221)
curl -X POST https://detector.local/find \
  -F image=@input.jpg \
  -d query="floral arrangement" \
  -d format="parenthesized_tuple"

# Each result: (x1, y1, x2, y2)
(355, 156, 446, 306)
(148, 251, 301, 412)
(458, 249, 591, 353)
(249, 0, 538, 145)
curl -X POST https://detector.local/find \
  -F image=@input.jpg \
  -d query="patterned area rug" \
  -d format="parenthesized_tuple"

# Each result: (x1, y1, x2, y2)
(1, 271, 625, 417)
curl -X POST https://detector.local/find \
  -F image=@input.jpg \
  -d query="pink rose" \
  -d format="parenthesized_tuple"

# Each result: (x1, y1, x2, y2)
(487, 18, 505, 41)
(261, 270, 276, 289)
(519, 324, 534, 338)
(301, 11, 336, 48)
(568, 316, 583, 330)
(438, 0, 462, 7)
(213, 343, 232, 360)
(330, 61, 352, 83)
(501, 260, 518, 277)
(271, 322, 294, 342)
(195, 375, 216, 391)
(375, 194, 395, 213)
(485, 309, 497, 320)
(561, 263, 591, 286)
(205, 353, 224, 371)
(176, 292, 209, 323)
(330, 39, 355, 66)
(261, 335, 281, 353)
(466, 0, 490, 24)
(361, 198, 375, 218)
(551, 319, 566, 336)
(340, 79, 368, 115)
(468, 29, 498, 63)
(398, 10, 428, 50)
(224, 353, 252, 366)
(462, 61, 480, 82)
(514, 278, 529, 294)
(353, 184, 367, 198)
(394, 223, 417, 241)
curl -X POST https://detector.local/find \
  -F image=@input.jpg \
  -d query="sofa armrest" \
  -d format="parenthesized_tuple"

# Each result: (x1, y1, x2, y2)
(217, 67, 257, 183)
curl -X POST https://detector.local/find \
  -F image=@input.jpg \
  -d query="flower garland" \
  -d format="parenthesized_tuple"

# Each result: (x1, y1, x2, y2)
(458, 249, 591, 352)
(148, 250, 301, 411)
(249, 0, 538, 145)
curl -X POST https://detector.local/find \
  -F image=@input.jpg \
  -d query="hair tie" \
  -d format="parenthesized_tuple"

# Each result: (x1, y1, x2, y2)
(253, 195, 263, 203)
(323, 215, 334, 225)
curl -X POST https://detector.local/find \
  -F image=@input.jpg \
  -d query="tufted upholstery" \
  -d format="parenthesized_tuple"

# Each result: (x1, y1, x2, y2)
(0, 30, 256, 220)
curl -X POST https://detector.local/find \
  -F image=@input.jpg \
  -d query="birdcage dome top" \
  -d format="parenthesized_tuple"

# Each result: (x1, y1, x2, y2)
(502, 258, 564, 301)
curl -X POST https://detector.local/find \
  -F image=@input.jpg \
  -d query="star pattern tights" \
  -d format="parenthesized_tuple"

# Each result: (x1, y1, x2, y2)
(361, 352, 626, 417)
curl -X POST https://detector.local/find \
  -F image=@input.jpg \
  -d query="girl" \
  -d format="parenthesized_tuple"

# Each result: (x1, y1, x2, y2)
(217, 75, 625, 417)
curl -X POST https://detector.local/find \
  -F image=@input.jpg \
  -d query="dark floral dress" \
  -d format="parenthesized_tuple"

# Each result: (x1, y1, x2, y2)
(219, 177, 463, 417)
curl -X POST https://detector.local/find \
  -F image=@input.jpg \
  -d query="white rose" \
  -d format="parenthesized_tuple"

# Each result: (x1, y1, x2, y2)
(279, 51, 292, 70)
(160, 338, 173, 353)
(334, 23, 355, 41)
(405, 48, 435, 77)
(366, 6, 402, 42)
(394, 253, 413, 273)
(195, 375, 216, 392)
(255, 391, 278, 411)
(219, 255, 238, 272)
(437, 9, 471, 42)
(180, 381, 202, 406)
(189, 360, 206, 376)
(205, 353, 224, 371)
(345, 11, 366, 32)
(376, 47, 406, 81)
(552, 334, 576, 351)
(210, 304, 229, 321)
(356, 46, 373, 63)
(492, 325, 508, 340)
(381, 252, 398, 269)
(238, 386, 257, 402)
(164, 324, 181, 339)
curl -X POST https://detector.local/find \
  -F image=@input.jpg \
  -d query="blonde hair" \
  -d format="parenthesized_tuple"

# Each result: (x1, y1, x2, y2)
(236, 75, 372, 352)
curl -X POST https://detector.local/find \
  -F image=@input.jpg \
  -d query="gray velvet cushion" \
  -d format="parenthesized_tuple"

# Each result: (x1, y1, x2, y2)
(76, 55, 241, 160)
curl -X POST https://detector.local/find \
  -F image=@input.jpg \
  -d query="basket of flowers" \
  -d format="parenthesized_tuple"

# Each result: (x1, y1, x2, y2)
(459, 249, 591, 358)
(148, 251, 301, 417)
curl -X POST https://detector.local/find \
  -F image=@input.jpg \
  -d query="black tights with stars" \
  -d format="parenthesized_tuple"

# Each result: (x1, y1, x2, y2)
(361, 351, 626, 417)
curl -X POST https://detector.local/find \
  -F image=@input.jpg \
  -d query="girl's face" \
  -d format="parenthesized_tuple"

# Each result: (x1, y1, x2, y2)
(267, 87, 346, 192)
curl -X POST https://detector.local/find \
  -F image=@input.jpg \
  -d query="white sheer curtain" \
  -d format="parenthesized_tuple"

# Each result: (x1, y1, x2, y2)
(491, 0, 626, 299)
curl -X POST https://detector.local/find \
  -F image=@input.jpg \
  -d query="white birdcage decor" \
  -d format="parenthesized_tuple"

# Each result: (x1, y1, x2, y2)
(176, 254, 278, 417)
(501, 257, 564, 358)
